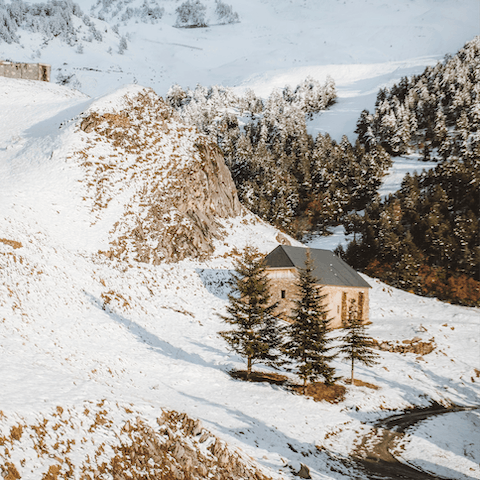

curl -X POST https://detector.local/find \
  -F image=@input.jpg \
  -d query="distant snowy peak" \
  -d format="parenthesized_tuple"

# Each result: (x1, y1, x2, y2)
(73, 85, 242, 263)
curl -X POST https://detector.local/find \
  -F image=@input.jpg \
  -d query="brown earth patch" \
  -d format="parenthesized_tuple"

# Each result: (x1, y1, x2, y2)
(229, 370, 346, 402)
(344, 378, 379, 389)
(289, 383, 346, 404)
(2, 462, 20, 480)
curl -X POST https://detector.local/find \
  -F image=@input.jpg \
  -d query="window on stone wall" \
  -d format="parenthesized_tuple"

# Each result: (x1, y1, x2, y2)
(281, 290, 286, 299)
(358, 291, 364, 320)
(341, 291, 347, 322)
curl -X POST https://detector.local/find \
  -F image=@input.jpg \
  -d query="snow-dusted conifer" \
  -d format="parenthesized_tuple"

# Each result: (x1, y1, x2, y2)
(219, 246, 282, 377)
(283, 250, 336, 388)
(338, 299, 378, 385)
(118, 35, 127, 54)
(215, 0, 239, 24)
(166, 84, 187, 109)
(175, 0, 207, 28)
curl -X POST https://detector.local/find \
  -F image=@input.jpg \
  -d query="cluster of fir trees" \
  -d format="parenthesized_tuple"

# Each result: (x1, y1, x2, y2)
(220, 247, 378, 388)
(355, 36, 480, 160)
(92, 0, 164, 24)
(0, 0, 102, 45)
(339, 37, 480, 307)
(166, 80, 391, 238)
(338, 153, 480, 306)
(174, 0, 239, 28)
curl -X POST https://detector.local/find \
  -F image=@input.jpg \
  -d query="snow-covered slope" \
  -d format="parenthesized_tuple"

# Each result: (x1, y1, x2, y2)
(1, 76, 479, 480)
(1, 2, 480, 477)
(1, 0, 479, 141)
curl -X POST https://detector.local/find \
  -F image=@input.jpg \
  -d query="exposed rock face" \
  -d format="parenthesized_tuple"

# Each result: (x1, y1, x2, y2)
(295, 463, 311, 479)
(0, 404, 275, 480)
(110, 410, 274, 480)
(76, 86, 242, 263)
(372, 337, 436, 355)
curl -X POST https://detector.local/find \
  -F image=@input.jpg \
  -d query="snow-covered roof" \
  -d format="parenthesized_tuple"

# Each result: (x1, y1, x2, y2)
(264, 245, 371, 289)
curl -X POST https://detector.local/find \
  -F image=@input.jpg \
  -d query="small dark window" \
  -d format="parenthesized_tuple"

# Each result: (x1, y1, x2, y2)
(281, 290, 286, 299)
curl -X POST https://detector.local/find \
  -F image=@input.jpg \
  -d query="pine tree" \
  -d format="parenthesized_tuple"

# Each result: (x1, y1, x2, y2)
(338, 299, 378, 385)
(219, 246, 282, 377)
(283, 250, 336, 389)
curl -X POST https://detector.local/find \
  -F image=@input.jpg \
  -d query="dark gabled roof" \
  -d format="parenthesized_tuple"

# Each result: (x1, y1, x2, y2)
(264, 245, 371, 289)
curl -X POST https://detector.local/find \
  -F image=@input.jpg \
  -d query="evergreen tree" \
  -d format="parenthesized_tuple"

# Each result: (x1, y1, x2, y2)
(219, 246, 282, 377)
(338, 299, 378, 385)
(175, 0, 207, 28)
(283, 250, 336, 388)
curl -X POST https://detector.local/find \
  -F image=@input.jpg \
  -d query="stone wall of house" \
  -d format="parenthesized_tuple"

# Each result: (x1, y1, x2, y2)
(266, 269, 370, 328)
(321, 285, 370, 328)
(0, 61, 51, 82)
(267, 268, 298, 319)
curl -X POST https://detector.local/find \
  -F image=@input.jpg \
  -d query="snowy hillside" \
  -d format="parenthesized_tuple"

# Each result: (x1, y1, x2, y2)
(0, 76, 479, 480)
(0, 0, 478, 140)
(1, 1, 480, 478)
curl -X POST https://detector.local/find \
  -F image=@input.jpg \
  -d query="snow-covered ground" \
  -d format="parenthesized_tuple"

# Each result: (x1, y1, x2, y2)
(0, 76, 479, 480)
(1, 0, 479, 140)
(396, 410, 480, 480)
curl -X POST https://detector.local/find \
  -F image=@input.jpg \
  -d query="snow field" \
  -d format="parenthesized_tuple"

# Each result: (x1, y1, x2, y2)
(2, 0, 479, 140)
(1, 202, 479, 479)
(395, 410, 480, 479)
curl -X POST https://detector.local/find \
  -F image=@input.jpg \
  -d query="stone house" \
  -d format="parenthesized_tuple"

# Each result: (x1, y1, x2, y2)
(0, 61, 51, 82)
(264, 245, 371, 328)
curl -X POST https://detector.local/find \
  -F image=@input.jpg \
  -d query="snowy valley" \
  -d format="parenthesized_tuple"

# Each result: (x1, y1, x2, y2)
(1, 0, 480, 479)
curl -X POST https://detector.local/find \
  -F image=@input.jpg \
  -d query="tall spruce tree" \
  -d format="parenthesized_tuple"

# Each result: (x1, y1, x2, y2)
(219, 246, 282, 377)
(283, 250, 336, 388)
(338, 299, 378, 385)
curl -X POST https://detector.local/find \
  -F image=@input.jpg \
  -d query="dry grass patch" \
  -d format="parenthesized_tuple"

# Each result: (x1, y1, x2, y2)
(10, 425, 23, 442)
(228, 369, 289, 385)
(2, 462, 20, 480)
(0, 238, 22, 249)
(1, 405, 275, 480)
(289, 383, 346, 403)
(344, 378, 379, 389)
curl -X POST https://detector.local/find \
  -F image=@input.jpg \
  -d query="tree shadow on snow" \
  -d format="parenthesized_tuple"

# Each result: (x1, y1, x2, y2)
(177, 390, 338, 477)
(84, 291, 219, 370)
(24, 99, 93, 139)
(195, 268, 233, 300)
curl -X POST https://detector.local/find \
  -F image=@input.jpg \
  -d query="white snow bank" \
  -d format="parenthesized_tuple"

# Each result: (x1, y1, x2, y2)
(396, 410, 480, 480)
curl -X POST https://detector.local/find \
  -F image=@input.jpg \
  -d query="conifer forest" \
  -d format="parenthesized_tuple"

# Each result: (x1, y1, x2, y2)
(168, 37, 480, 307)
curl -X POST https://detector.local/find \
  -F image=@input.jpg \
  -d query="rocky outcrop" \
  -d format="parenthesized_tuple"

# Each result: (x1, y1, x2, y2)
(0, 404, 275, 480)
(108, 410, 274, 480)
(372, 337, 435, 355)
(295, 463, 311, 479)
(76, 86, 242, 263)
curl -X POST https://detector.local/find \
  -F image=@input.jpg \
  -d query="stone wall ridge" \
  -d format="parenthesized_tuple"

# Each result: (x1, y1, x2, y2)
(0, 60, 51, 82)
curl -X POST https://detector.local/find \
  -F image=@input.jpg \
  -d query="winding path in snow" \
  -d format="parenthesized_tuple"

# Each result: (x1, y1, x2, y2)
(350, 404, 480, 480)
